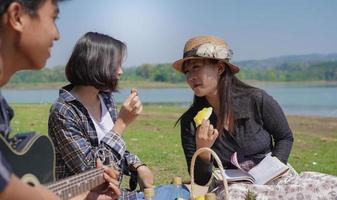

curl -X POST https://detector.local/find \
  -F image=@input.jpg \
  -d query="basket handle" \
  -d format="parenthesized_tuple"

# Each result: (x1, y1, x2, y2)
(190, 147, 229, 200)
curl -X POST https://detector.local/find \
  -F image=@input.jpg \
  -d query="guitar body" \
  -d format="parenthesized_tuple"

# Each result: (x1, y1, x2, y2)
(0, 134, 141, 199)
(0, 134, 55, 185)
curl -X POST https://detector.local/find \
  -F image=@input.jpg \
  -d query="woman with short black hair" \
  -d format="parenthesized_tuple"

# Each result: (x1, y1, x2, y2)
(48, 32, 153, 191)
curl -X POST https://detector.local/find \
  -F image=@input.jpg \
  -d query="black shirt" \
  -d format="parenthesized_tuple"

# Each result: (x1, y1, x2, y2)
(0, 151, 12, 192)
(180, 87, 294, 185)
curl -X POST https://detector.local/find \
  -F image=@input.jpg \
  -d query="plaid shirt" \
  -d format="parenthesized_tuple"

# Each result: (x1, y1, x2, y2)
(48, 85, 141, 181)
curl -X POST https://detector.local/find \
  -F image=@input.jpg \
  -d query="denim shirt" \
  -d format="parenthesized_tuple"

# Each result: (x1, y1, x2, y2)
(181, 87, 294, 185)
(48, 85, 141, 180)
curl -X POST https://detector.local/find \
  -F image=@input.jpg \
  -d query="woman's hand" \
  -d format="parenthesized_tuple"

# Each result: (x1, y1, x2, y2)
(113, 88, 143, 135)
(136, 165, 154, 191)
(195, 119, 219, 161)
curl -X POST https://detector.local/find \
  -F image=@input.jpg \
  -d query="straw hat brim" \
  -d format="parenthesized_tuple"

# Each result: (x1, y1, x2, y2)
(172, 57, 240, 74)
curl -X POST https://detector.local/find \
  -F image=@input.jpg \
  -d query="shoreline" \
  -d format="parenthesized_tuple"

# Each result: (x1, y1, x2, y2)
(4, 80, 337, 90)
(7, 102, 337, 119)
(287, 114, 337, 121)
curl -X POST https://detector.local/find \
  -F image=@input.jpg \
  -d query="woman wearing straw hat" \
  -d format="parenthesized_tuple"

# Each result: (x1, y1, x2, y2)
(173, 35, 294, 185)
(173, 35, 337, 199)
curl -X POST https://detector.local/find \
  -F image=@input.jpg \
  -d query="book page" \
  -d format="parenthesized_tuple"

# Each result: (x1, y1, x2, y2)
(213, 169, 255, 184)
(230, 152, 245, 172)
(248, 155, 289, 185)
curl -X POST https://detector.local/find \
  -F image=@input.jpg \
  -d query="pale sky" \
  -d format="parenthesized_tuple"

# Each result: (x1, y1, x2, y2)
(46, 0, 337, 68)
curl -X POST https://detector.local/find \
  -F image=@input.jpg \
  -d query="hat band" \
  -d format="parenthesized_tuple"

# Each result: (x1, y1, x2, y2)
(183, 49, 200, 58)
(183, 43, 233, 61)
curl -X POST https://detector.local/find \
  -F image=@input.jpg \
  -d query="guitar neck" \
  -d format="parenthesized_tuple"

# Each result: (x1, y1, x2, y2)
(46, 167, 105, 200)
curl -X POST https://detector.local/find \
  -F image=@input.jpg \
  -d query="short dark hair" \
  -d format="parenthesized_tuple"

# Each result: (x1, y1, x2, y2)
(0, 0, 64, 17)
(65, 32, 127, 91)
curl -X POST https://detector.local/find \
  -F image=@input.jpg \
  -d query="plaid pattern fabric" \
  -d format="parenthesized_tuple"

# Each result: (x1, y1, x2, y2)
(48, 84, 141, 181)
(119, 189, 139, 200)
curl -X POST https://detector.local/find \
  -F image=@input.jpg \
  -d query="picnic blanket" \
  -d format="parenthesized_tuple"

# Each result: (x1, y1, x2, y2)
(211, 170, 337, 200)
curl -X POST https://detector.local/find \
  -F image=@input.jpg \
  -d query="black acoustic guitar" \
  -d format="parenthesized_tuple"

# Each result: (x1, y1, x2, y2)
(0, 134, 138, 200)
(0, 133, 55, 185)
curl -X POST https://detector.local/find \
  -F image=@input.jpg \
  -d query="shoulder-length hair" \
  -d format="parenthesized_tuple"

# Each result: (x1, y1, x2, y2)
(65, 32, 126, 91)
(177, 60, 254, 135)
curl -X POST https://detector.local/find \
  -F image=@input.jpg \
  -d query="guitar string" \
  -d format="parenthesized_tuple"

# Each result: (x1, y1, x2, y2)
(47, 169, 101, 190)
(50, 172, 104, 198)
(47, 167, 104, 194)
(48, 169, 103, 192)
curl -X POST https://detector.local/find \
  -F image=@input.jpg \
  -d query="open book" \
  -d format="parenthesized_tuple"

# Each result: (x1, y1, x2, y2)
(213, 152, 289, 185)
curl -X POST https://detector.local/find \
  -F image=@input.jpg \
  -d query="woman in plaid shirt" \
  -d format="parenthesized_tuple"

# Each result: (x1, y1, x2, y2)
(48, 32, 153, 191)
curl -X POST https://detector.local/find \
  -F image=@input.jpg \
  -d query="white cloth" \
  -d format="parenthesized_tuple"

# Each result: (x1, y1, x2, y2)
(90, 94, 114, 143)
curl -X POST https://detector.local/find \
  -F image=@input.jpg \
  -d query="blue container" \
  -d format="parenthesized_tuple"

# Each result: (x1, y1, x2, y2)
(137, 184, 190, 200)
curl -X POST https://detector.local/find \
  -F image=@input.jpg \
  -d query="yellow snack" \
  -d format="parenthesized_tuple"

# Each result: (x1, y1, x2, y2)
(193, 107, 213, 127)
(194, 195, 205, 200)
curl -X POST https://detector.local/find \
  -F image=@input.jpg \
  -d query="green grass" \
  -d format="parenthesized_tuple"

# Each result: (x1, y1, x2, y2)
(9, 104, 337, 186)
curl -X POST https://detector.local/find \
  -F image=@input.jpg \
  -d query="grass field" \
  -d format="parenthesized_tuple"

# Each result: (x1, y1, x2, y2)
(9, 103, 337, 185)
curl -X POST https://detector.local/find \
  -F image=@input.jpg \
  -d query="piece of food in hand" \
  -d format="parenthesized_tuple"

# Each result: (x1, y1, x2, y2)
(193, 107, 213, 127)
(131, 88, 138, 95)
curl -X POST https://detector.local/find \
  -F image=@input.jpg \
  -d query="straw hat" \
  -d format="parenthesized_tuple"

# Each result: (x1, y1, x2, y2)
(172, 35, 240, 74)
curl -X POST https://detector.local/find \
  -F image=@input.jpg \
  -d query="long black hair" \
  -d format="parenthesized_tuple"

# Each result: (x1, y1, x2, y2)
(65, 32, 127, 91)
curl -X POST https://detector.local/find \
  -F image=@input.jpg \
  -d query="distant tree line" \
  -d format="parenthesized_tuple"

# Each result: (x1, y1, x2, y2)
(9, 66, 67, 83)
(121, 63, 185, 82)
(8, 61, 337, 84)
(236, 61, 337, 81)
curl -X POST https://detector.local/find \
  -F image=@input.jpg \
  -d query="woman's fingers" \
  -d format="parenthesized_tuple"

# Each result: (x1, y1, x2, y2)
(108, 183, 121, 199)
(132, 101, 142, 112)
(96, 159, 103, 168)
(125, 92, 142, 114)
(209, 128, 219, 141)
(198, 119, 210, 138)
(124, 90, 138, 106)
(135, 104, 143, 114)
(197, 120, 219, 142)
(207, 124, 214, 136)
(129, 95, 140, 108)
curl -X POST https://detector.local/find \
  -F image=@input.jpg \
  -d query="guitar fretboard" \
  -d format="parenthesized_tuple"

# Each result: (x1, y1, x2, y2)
(46, 167, 105, 200)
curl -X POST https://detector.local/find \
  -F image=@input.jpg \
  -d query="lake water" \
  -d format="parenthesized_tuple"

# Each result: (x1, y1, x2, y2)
(2, 84, 337, 118)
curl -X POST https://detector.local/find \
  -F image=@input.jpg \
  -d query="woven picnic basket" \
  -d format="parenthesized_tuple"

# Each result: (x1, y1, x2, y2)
(190, 147, 229, 200)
